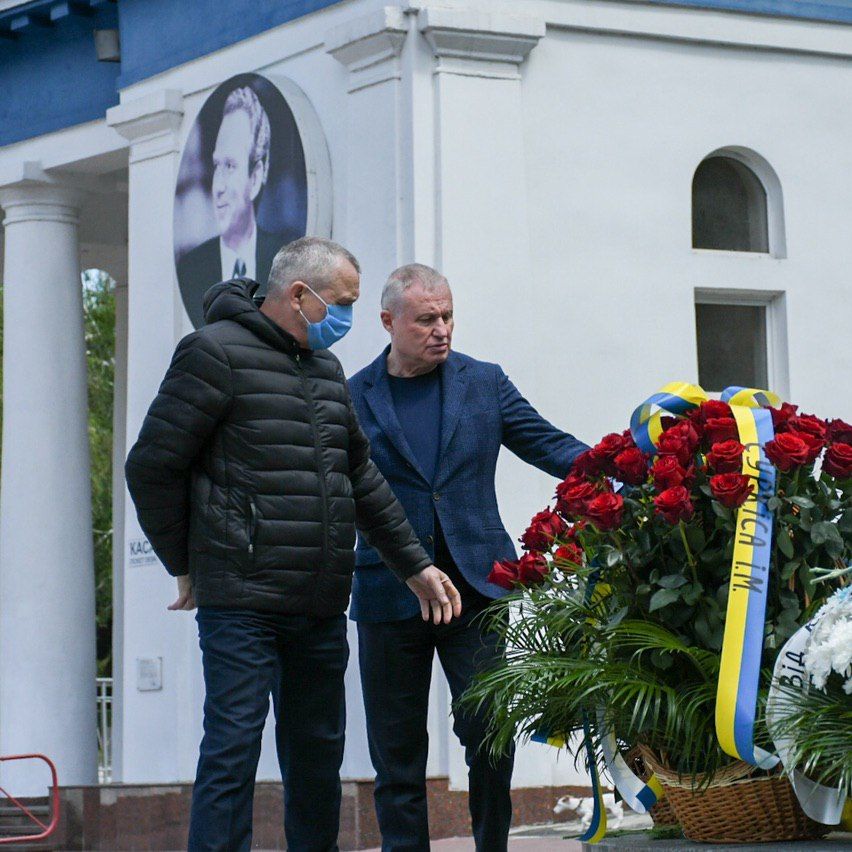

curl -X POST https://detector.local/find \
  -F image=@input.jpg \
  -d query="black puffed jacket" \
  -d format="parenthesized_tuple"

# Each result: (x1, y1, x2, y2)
(125, 279, 431, 616)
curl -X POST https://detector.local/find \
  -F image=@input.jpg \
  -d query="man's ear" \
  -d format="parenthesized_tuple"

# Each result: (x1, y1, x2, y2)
(289, 281, 306, 313)
(380, 310, 394, 335)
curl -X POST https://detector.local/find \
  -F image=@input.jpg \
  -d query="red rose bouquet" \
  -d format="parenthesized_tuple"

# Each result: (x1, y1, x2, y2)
(467, 388, 851, 803)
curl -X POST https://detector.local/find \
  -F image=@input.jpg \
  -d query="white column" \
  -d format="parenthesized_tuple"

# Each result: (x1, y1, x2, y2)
(327, 7, 435, 780)
(419, 9, 549, 536)
(417, 8, 587, 790)
(326, 6, 410, 371)
(107, 91, 204, 783)
(419, 7, 544, 364)
(0, 177, 97, 794)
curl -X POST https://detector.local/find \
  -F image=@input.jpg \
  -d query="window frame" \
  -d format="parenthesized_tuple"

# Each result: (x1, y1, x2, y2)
(691, 147, 787, 259)
(694, 288, 790, 400)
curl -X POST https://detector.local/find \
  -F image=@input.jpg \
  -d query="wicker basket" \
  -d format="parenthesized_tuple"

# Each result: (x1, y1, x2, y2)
(624, 747, 678, 826)
(638, 746, 830, 843)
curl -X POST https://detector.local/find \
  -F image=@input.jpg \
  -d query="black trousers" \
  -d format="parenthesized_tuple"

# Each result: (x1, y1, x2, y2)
(187, 607, 348, 852)
(358, 605, 514, 852)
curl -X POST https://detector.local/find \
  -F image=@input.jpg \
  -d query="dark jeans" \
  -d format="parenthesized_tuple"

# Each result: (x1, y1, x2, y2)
(358, 605, 514, 852)
(187, 607, 348, 852)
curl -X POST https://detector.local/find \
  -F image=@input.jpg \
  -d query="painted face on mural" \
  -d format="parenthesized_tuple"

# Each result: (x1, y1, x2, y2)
(211, 109, 264, 249)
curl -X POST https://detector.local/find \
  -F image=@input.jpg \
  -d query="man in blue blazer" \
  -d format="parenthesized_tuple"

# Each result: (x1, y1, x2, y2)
(348, 263, 588, 851)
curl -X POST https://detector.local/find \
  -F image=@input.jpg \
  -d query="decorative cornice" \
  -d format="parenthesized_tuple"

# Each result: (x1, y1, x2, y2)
(418, 7, 544, 77)
(326, 6, 409, 93)
(106, 89, 184, 164)
(0, 169, 83, 226)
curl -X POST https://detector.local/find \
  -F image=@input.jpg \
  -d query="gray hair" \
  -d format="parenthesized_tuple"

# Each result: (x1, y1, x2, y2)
(222, 86, 271, 185)
(267, 237, 360, 296)
(381, 263, 450, 314)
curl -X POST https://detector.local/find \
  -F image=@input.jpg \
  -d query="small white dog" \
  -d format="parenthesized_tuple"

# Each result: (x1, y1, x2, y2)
(555, 794, 623, 830)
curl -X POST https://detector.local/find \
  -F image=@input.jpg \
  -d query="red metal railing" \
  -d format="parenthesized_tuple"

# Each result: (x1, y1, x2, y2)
(0, 754, 60, 845)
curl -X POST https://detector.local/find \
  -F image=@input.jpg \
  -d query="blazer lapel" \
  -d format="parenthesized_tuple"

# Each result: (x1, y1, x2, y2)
(363, 353, 431, 484)
(438, 353, 468, 461)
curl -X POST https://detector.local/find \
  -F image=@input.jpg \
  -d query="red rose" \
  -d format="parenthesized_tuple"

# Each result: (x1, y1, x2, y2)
(799, 433, 824, 465)
(557, 472, 586, 490)
(827, 418, 852, 445)
(710, 473, 754, 509)
(699, 400, 733, 421)
(593, 432, 629, 459)
(764, 433, 810, 471)
(520, 508, 566, 552)
(620, 429, 638, 449)
(572, 450, 604, 478)
(517, 552, 549, 586)
(788, 414, 827, 443)
(706, 440, 745, 474)
(613, 447, 649, 486)
(590, 432, 634, 475)
(651, 456, 694, 490)
(653, 486, 694, 525)
(584, 493, 624, 531)
(555, 477, 603, 517)
(657, 426, 696, 467)
(704, 417, 739, 445)
(564, 520, 587, 540)
(823, 442, 852, 479)
(553, 542, 584, 570)
(488, 558, 519, 590)
(670, 420, 701, 451)
(685, 408, 704, 431)
(769, 402, 798, 431)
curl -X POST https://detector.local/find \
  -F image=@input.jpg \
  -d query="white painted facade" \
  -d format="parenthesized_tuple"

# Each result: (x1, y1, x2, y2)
(1, 0, 850, 796)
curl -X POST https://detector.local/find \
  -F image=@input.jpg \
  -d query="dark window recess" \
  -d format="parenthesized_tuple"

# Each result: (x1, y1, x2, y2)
(695, 303, 768, 392)
(692, 157, 769, 252)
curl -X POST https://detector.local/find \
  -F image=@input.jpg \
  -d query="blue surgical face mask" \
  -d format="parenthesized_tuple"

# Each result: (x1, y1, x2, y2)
(300, 284, 353, 350)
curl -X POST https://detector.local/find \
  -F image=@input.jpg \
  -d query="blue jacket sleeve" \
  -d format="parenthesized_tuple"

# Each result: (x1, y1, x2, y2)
(498, 367, 589, 479)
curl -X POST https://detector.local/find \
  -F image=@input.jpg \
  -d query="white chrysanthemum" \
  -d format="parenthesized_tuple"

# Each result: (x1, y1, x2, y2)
(803, 588, 852, 694)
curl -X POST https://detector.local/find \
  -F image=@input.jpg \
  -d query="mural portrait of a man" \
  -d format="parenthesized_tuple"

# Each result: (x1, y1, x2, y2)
(174, 75, 308, 327)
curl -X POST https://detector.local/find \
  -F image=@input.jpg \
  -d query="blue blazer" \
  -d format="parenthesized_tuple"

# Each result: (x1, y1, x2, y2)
(348, 348, 589, 622)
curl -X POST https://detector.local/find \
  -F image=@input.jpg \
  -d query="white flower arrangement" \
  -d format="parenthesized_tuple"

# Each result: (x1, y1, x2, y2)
(803, 586, 852, 695)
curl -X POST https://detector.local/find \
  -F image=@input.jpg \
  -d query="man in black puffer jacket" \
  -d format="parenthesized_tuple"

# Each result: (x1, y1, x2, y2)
(125, 237, 460, 852)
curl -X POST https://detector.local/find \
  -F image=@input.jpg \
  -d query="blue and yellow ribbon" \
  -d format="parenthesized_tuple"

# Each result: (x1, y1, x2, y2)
(530, 720, 606, 842)
(630, 381, 708, 455)
(598, 717, 665, 813)
(716, 395, 779, 767)
(530, 729, 565, 748)
(532, 576, 664, 843)
(630, 383, 782, 768)
(579, 715, 608, 844)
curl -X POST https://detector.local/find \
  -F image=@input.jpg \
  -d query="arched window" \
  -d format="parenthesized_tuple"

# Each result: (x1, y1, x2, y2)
(692, 156, 769, 252)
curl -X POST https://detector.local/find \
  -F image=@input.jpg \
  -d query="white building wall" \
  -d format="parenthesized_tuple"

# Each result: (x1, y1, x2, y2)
(439, 1, 852, 785)
(2, 0, 851, 795)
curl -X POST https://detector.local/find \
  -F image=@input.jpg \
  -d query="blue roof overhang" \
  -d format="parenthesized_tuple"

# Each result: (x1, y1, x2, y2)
(0, 0, 114, 38)
(0, 0, 120, 148)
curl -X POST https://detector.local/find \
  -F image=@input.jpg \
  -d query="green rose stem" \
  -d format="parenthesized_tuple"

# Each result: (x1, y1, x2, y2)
(611, 529, 643, 587)
(678, 520, 699, 584)
(812, 560, 852, 584)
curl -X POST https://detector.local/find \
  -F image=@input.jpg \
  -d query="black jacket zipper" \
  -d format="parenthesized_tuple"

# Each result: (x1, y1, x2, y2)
(247, 498, 258, 555)
(295, 352, 330, 573)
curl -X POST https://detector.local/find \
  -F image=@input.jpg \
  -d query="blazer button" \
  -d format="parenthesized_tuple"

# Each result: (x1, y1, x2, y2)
(427, 535, 434, 545)
(433, 493, 440, 501)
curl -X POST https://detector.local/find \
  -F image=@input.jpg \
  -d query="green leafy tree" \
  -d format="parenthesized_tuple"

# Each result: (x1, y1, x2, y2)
(82, 269, 115, 677)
